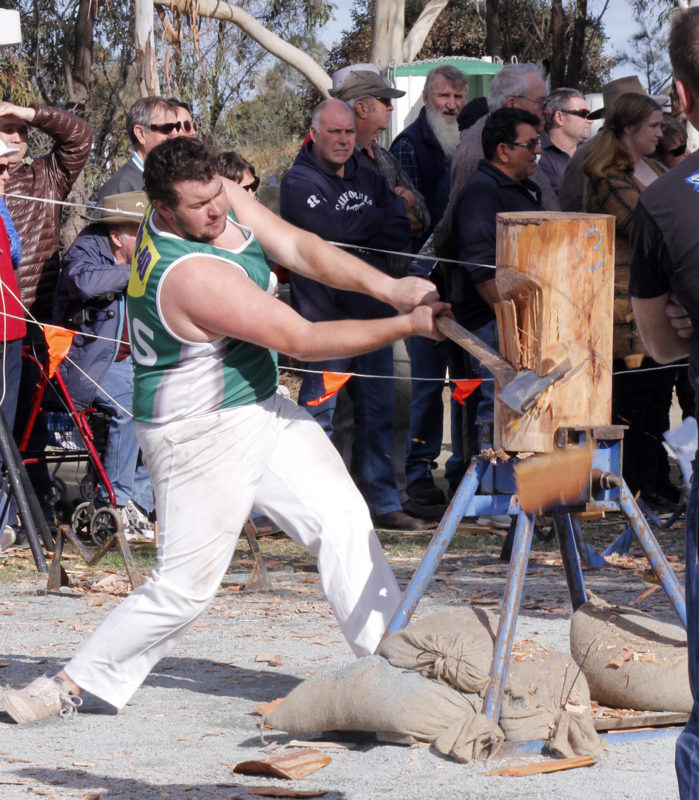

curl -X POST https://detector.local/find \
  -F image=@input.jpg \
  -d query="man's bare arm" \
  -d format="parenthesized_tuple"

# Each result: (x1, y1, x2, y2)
(632, 294, 690, 363)
(220, 177, 439, 313)
(159, 257, 448, 361)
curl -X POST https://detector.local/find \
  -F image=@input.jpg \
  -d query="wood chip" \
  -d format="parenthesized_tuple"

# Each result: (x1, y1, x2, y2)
(255, 653, 283, 667)
(252, 697, 285, 716)
(609, 647, 662, 668)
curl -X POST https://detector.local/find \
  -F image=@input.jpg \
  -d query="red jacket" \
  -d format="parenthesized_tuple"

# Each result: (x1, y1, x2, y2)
(6, 105, 92, 320)
(0, 220, 26, 341)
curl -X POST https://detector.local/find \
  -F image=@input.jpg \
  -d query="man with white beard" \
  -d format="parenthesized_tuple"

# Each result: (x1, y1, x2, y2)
(390, 65, 467, 246)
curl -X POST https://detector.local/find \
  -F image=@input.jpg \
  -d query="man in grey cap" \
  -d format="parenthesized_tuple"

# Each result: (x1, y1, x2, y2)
(331, 67, 430, 274)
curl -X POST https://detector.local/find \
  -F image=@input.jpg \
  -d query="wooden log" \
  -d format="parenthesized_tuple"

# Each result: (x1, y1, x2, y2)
(494, 211, 614, 453)
(487, 755, 596, 777)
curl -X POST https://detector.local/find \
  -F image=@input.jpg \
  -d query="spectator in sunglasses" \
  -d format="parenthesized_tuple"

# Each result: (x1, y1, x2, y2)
(169, 99, 198, 138)
(96, 96, 182, 205)
(539, 88, 591, 196)
(654, 112, 690, 170)
(215, 150, 258, 194)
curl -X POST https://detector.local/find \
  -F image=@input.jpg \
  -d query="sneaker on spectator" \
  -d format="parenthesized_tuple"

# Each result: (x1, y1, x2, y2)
(2, 674, 82, 724)
(406, 477, 446, 506)
(476, 515, 513, 530)
(1, 525, 16, 551)
(118, 500, 155, 543)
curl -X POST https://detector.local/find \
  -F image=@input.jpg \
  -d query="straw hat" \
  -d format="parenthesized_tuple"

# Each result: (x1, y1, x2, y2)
(94, 191, 148, 226)
(587, 75, 669, 120)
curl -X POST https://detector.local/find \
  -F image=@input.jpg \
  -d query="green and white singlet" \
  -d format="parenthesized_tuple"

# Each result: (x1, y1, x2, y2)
(126, 206, 279, 424)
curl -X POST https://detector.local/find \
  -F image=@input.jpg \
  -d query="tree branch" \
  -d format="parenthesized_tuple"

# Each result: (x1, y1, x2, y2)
(153, 0, 332, 95)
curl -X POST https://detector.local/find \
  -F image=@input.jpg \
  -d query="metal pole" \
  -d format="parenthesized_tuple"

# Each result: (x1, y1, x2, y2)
(0, 409, 48, 572)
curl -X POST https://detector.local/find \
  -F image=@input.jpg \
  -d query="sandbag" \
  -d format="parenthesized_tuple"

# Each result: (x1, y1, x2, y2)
(264, 655, 504, 762)
(377, 607, 496, 694)
(501, 640, 604, 758)
(570, 596, 691, 713)
(380, 608, 603, 757)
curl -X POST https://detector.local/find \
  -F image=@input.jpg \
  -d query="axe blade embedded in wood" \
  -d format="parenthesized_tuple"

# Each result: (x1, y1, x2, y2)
(435, 317, 571, 416)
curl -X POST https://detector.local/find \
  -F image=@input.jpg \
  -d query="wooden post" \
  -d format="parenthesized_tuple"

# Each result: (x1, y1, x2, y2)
(493, 211, 614, 453)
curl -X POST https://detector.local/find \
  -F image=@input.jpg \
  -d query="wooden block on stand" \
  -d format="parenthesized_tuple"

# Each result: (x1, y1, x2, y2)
(493, 211, 615, 453)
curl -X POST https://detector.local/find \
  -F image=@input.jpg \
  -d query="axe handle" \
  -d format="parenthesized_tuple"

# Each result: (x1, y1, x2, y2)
(436, 317, 515, 385)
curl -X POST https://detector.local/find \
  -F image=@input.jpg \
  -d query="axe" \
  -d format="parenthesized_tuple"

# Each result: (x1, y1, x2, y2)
(435, 317, 571, 416)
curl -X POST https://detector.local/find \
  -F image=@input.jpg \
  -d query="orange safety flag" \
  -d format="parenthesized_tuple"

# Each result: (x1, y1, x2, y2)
(44, 326, 75, 378)
(306, 371, 353, 406)
(452, 378, 482, 405)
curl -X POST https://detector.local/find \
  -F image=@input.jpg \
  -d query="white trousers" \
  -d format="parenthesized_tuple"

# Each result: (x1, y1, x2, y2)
(65, 391, 401, 709)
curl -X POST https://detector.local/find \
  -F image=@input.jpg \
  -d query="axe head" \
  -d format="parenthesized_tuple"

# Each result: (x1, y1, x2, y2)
(498, 358, 572, 415)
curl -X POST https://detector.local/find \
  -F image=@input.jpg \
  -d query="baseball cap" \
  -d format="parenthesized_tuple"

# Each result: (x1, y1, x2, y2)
(330, 68, 405, 102)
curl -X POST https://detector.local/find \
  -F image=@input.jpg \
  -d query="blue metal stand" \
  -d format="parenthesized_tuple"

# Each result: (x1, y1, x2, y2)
(382, 426, 686, 728)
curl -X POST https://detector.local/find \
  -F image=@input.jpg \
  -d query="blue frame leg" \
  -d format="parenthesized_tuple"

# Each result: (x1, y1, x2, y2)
(482, 510, 536, 722)
(380, 457, 488, 642)
(553, 511, 587, 610)
(619, 480, 686, 628)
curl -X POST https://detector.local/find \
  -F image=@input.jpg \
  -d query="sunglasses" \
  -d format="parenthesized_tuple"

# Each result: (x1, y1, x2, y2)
(669, 141, 688, 157)
(376, 97, 393, 107)
(181, 119, 197, 134)
(561, 108, 591, 119)
(242, 176, 260, 193)
(0, 164, 9, 174)
(515, 95, 548, 109)
(509, 137, 541, 154)
(146, 121, 182, 135)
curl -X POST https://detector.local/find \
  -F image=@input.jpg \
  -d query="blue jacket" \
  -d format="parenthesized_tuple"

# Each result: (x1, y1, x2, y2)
(280, 141, 411, 321)
(53, 223, 130, 408)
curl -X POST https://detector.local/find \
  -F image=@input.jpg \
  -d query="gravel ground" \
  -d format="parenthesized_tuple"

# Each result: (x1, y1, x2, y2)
(0, 518, 688, 800)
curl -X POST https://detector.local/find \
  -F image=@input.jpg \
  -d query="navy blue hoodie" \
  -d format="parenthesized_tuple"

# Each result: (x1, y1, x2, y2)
(280, 141, 411, 321)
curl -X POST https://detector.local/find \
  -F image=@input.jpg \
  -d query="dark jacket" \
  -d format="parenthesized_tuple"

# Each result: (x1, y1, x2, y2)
(96, 155, 144, 205)
(390, 107, 450, 237)
(448, 159, 542, 331)
(279, 141, 411, 322)
(6, 105, 92, 319)
(53, 223, 129, 408)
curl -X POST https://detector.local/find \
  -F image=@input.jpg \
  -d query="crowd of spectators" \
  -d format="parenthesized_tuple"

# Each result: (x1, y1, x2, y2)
(0, 60, 692, 549)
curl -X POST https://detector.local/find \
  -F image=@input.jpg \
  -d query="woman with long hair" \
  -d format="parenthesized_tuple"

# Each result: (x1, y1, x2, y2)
(582, 92, 678, 508)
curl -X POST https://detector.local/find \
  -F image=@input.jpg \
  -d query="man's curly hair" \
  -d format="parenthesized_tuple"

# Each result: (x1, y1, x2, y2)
(143, 138, 219, 209)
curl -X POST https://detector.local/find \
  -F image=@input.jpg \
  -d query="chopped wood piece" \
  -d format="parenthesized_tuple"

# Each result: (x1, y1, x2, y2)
(487, 755, 595, 777)
(233, 748, 331, 780)
(252, 697, 285, 716)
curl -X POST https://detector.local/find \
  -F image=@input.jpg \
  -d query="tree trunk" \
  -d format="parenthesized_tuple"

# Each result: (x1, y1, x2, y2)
(550, 0, 565, 88)
(564, 0, 587, 89)
(371, 0, 405, 69)
(69, 0, 96, 111)
(403, 0, 450, 63)
(153, 0, 331, 95)
(136, 0, 161, 96)
(485, 0, 502, 59)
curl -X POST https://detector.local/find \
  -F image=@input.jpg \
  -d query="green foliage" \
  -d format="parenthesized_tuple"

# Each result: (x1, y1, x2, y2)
(618, 0, 674, 94)
(327, 0, 615, 93)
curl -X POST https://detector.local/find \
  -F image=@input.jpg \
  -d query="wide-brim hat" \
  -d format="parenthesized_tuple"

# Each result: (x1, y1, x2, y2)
(87, 191, 148, 225)
(0, 140, 20, 158)
(330, 68, 405, 102)
(588, 75, 669, 120)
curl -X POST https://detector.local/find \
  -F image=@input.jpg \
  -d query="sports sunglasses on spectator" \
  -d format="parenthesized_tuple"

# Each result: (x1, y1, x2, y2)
(669, 141, 688, 157)
(509, 137, 541, 154)
(0, 164, 9, 174)
(560, 108, 591, 119)
(181, 119, 197, 134)
(146, 121, 182, 135)
(242, 176, 260, 193)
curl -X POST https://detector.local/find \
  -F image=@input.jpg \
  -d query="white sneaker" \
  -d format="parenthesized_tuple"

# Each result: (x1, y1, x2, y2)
(118, 501, 155, 542)
(476, 515, 513, 530)
(2, 674, 82, 724)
